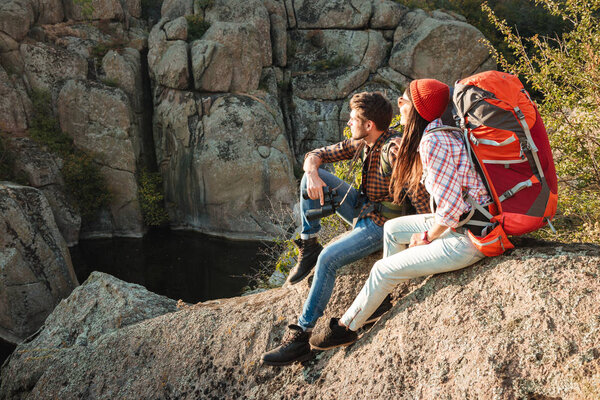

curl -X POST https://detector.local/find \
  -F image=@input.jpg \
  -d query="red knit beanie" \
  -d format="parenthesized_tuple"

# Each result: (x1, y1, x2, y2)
(409, 79, 450, 122)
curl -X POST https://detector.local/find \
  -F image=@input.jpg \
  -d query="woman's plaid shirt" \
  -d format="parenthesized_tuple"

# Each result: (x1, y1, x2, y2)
(306, 130, 430, 226)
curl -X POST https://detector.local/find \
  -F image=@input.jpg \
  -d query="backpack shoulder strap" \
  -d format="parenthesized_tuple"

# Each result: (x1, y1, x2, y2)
(379, 132, 403, 177)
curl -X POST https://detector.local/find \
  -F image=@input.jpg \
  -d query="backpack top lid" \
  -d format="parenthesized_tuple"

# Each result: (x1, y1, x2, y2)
(455, 71, 537, 130)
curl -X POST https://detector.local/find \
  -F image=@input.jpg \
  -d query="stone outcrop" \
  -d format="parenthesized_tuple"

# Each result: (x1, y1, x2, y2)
(390, 9, 496, 85)
(57, 79, 144, 238)
(20, 42, 88, 92)
(153, 90, 296, 239)
(10, 138, 81, 245)
(0, 66, 31, 134)
(0, 0, 498, 241)
(0, 183, 78, 345)
(2, 240, 599, 399)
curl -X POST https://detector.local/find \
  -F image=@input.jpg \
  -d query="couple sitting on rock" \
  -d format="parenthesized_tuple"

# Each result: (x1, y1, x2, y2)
(262, 79, 491, 366)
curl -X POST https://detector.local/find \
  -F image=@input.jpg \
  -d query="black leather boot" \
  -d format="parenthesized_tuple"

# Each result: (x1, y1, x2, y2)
(287, 238, 323, 284)
(261, 324, 314, 366)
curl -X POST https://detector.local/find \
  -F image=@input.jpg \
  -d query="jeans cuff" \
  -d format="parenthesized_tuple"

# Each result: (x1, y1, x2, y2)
(300, 233, 318, 240)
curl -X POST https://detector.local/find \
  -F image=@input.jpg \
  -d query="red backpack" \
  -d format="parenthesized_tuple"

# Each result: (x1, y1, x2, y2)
(445, 71, 558, 256)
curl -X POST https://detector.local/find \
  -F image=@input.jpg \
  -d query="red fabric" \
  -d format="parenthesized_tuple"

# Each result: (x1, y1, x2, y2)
(410, 79, 450, 122)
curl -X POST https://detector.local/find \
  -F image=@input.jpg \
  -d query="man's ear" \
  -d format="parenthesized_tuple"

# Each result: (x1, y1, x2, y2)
(366, 120, 374, 131)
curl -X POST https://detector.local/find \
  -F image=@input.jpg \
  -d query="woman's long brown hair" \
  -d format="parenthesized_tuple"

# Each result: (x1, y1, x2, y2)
(390, 86, 430, 204)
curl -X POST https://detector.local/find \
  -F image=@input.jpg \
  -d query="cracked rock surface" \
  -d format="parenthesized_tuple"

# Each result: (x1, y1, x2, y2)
(0, 183, 78, 345)
(1, 239, 599, 399)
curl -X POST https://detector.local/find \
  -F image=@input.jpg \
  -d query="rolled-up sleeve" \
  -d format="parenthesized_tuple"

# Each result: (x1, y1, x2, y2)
(305, 139, 362, 164)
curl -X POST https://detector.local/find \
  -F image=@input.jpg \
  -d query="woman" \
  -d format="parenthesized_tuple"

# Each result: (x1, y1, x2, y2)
(308, 78, 492, 349)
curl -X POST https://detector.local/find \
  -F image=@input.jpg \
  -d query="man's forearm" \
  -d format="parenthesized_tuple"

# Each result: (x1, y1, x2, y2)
(303, 154, 322, 174)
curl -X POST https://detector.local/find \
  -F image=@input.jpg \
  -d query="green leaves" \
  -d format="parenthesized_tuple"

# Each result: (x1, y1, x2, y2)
(486, 0, 600, 237)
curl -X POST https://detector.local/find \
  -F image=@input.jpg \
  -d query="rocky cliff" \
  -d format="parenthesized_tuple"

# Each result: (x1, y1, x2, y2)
(0, 0, 495, 242)
(1, 239, 599, 399)
(0, 183, 78, 345)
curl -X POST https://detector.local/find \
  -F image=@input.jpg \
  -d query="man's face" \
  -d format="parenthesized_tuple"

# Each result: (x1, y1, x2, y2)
(348, 109, 369, 140)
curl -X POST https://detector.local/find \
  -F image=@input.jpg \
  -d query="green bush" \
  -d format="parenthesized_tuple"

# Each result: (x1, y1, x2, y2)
(73, 0, 94, 19)
(28, 89, 110, 220)
(61, 153, 111, 219)
(138, 169, 169, 226)
(186, 15, 211, 41)
(29, 90, 73, 156)
(484, 0, 600, 241)
(310, 55, 353, 71)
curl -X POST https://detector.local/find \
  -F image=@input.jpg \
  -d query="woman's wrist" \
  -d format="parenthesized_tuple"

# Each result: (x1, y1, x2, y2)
(421, 231, 431, 244)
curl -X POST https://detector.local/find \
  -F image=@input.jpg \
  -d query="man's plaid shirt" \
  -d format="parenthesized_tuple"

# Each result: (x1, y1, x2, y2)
(306, 130, 430, 227)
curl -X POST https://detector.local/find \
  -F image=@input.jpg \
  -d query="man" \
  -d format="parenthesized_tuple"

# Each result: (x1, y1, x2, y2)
(261, 92, 430, 366)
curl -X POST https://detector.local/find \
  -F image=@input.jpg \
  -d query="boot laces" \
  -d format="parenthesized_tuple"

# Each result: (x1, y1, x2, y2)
(281, 328, 304, 346)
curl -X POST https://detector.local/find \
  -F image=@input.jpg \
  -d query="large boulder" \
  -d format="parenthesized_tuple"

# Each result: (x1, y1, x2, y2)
(293, 0, 372, 29)
(190, 39, 233, 92)
(0, 183, 78, 345)
(288, 29, 389, 74)
(20, 42, 88, 92)
(102, 48, 147, 160)
(160, 0, 193, 20)
(153, 90, 296, 239)
(0, 0, 35, 43)
(205, 0, 272, 67)
(2, 241, 600, 399)
(370, 0, 408, 29)
(291, 65, 370, 100)
(0, 67, 31, 133)
(10, 138, 81, 246)
(290, 97, 342, 162)
(63, 0, 125, 21)
(201, 21, 263, 92)
(57, 79, 144, 238)
(390, 9, 495, 85)
(0, 271, 178, 399)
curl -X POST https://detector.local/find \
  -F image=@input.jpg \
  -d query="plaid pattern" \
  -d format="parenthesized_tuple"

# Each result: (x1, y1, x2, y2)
(419, 119, 491, 227)
(307, 130, 430, 226)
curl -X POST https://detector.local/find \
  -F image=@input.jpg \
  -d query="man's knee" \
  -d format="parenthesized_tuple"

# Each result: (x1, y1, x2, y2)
(314, 244, 345, 272)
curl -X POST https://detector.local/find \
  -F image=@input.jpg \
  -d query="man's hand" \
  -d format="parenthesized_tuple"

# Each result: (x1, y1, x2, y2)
(306, 170, 327, 206)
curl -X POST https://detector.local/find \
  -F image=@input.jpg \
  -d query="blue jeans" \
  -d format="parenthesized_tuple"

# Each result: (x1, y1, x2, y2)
(340, 213, 485, 331)
(297, 169, 384, 330)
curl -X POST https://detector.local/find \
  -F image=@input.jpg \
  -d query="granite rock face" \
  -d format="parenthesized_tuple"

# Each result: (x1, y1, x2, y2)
(57, 80, 144, 238)
(1, 240, 599, 399)
(153, 90, 296, 239)
(0, 183, 78, 345)
(0, 0, 497, 241)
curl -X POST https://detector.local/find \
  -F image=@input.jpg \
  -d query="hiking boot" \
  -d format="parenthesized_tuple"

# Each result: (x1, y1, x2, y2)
(287, 238, 323, 284)
(309, 318, 358, 350)
(261, 324, 314, 366)
(364, 294, 393, 325)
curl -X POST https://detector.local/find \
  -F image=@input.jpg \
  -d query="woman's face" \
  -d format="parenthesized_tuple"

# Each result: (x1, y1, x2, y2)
(398, 93, 411, 126)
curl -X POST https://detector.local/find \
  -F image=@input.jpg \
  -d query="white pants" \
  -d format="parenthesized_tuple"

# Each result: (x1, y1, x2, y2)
(340, 213, 485, 331)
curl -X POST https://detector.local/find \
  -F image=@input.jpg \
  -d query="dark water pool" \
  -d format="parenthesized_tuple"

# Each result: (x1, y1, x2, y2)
(69, 228, 270, 304)
(0, 229, 270, 366)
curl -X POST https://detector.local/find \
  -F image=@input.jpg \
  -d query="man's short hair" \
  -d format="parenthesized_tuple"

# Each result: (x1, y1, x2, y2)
(349, 91, 393, 132)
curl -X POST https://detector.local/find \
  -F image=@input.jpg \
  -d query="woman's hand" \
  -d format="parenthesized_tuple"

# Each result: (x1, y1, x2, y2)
(409, 222, 449, 247)
(409, 232, 428, 247)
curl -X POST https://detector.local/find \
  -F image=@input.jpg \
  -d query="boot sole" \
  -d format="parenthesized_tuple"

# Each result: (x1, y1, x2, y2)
(287, 267, 314, 285)
(287, 246, 323, 285)
(261, 352, 315, 367)
(309, 339, 357, 351)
